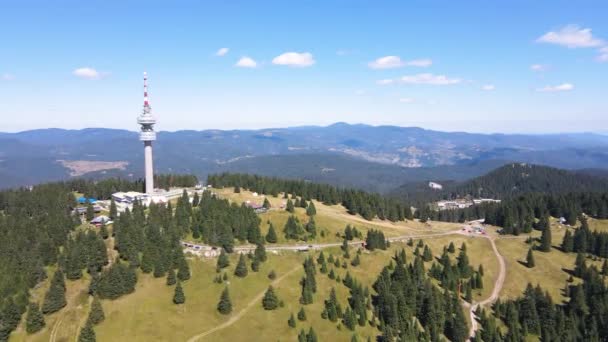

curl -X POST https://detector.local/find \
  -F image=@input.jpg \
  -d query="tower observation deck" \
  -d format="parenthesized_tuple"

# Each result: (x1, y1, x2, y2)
(138, 72, 156, 194)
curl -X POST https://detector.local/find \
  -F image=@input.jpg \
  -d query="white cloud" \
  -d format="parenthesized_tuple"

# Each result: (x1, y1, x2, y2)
(598, 47, 608, 62)
(216, 48, 229, 56)
(354, 89, 366, 95)
(368, 56, 432, 69)
(1, 73, 15, 81)
(537, 25, 603, 48)
(537, 83, 574, 92)
(399, 98, 414, 103)
(400, 73, 461, 85)
(530, 64, 549, 72)
(73, 67, 101, 80)
(481, 84, 495, 91)
(272, 52, 315, 67)
(235, 57, 257, 68)
(376, 79, 394, 85)
(406, 59, 433, 67)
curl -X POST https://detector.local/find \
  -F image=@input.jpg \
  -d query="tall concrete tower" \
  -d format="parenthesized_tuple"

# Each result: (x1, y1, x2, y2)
(137, 72, 156, 194)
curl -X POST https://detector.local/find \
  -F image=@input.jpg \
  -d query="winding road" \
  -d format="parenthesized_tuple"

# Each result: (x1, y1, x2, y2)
(183, 226, 508, 340)
(466, 235, 507, 338)
(186, 265, 301, 342)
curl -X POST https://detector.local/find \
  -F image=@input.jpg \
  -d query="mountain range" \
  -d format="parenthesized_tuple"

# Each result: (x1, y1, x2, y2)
(1, 123, 608, 191)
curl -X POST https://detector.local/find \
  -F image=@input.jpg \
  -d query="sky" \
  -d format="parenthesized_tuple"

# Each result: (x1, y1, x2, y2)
(0, 0, 607, 134)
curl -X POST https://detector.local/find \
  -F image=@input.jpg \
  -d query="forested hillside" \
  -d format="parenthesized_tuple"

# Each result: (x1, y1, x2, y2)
(392, 163, 608, 204)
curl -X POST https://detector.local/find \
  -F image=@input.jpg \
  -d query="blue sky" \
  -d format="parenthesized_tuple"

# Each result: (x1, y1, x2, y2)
(1, 0, 607, 133)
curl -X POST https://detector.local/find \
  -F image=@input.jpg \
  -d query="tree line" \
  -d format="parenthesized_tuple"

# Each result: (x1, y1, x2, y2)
(207, 173, 413, 222)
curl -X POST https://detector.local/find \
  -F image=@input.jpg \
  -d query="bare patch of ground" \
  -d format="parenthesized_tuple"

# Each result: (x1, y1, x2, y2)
(58, 160, 129, 176)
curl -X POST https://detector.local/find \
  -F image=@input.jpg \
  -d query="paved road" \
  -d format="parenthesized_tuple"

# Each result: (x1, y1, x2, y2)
(182, 230, 461, 254)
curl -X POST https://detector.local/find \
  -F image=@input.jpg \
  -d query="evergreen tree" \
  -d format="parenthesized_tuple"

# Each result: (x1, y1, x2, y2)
(306, 327, 318, 342)
(78, 320, 96, 342)
(526, 248, 535, 268)
(297, 307, 307, 321)
(217, 287, 232, 315)
(166, 268, 177, 285)
(254, 242, 267, 262)
(288, 313, 296, 328)
(177, 260, 191, 281)
(262, 286, 279, 310)
(561, 230, 574, 252)
(306, 202, 317, 216)
(25, 302, 45, 334)
(109, 199, 117, 220)
(86, 202, 95, 221)
(540, 226, 552, 252)
(266, 223, 278, 243)
(173, 281, 185, 304)
(286, 199, 295, 213)
(217, 249, 230, 269)
(88, 297, 105, 325)
(263, 197, 271, 209)
(448, 242, 456, 253)
(42, 269, 67, 314)
(234, 254, 248, 278)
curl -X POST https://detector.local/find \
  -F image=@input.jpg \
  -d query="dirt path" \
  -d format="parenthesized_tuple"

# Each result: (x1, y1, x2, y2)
(186, 265, 301, 342)
(467, 236, 506, 338)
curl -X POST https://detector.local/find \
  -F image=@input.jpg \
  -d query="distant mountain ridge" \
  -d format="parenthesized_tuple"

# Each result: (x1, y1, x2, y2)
(1, 123, 608, 190)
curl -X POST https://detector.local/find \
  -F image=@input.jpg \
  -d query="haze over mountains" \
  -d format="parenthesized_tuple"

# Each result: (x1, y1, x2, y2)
(1, 123, 608, 191)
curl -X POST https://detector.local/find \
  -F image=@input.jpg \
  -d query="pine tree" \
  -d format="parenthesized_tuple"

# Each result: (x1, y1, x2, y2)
(42, 269, 67, 314)
(351, 254, 361, 267)
(86, 202, 95, 221)
(562, 230, 574, 253)
(307, 327, 318, 342)
(166, 268, 177, 285)
(297, 307, 307, 321)
(254, 243, 267, 262)
(266, 223, 278, 243)
(268, 270, 277, 280)
(88, 297, 105, 325)
(217, 287, 232, 314)
(173, 281, 185, 304)
(78, 320, 96, 342)
(217, 249, 230, 269)
(448, 242, 456, 253)
(422, 245, 433, 262)
(109, 199, 117, 220)
(234, 254, 248, 278)
(526, 248, 535, 268)
(286, 199, 295, 213)
(288, 313, 296, 328)
(263, 197, 271, 209)
(602, 259, 608, 276)
(177, 259, 191, 281)
(262, 286, 279, 310)
(306, 202, 317, 216)
(25, 302, 45, 334)
(540, 226, 552, 252)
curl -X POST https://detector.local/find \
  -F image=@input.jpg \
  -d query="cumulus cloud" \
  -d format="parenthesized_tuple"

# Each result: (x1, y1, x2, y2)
(481, 84, 495, 91)
(399, 98, 414, 103)
(368, 56, 432, 69)
(272, 52, 315, 67)
(530, 64, 548, 72)
(537, 25, 603, 48)
(216, 48, 229, 56)
(1, 73, 15, 81)
(235, 57, 257, 68)
(400, 73, 461, 85)
(537, 83, 574, 92)
(73, 67, 102, 80)
(376, 79, 394, 85)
